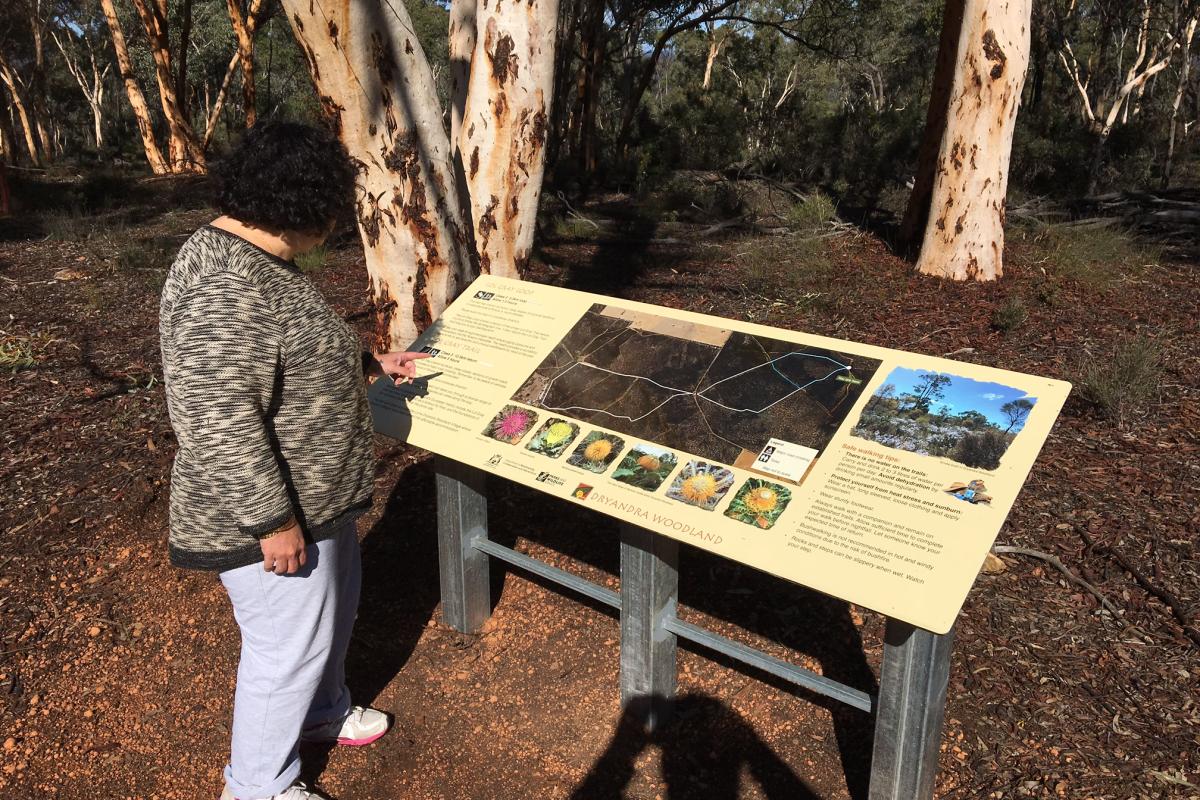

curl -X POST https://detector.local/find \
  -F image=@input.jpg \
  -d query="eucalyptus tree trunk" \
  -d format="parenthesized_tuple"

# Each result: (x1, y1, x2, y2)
(127, 0, 205, 171)
(26, 12, 52, 162)
(282, 0, 559, 346)
(1163, 17, 1197, 188)
(907, 0, 1031, 281)
(99, 0, 168, 173)
(282, 0, 474, 348)
(449, 0, 476, 146)
(203, 51, 242, 151)
(0, 54, 41, 165)
(51, 30, 110, 149)
(457, 0, 558, 276)
(227, 0, 267, 128)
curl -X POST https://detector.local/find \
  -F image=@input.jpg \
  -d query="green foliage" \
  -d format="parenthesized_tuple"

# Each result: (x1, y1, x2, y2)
(116, 237, 173, 272)
(1036, 224, 1160, 288)
(0, 332, 54, 372)
(991, 295, 1028, 332)
(952, 430, 1007, 471)
(1076, 334, 1163, 425)
(612, 447, 679, 492)
(294, 245, 328, 274)
(786, 192, 837, 232)
(736, 234, 831, 302)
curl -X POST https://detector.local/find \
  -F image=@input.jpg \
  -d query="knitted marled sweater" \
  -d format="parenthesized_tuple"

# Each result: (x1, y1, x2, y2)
(159, 225, 375, 571)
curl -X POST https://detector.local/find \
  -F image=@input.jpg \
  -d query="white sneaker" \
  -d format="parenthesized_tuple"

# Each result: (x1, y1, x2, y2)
(301, 704, 390, 746)
(219, 780, 329, 800)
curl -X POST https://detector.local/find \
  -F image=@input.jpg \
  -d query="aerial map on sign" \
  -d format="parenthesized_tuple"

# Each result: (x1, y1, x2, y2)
(512, 304, 883, 479)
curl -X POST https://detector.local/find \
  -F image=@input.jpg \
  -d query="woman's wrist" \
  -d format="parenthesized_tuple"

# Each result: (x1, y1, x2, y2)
(256, 516, 297, 540)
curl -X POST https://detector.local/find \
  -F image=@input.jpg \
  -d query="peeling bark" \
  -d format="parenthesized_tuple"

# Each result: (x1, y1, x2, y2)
(227, 0, 268, 128)
(99, 0, 168, 174)
(910, 0, 1032, 281)
(0, 53, 41, 166)
(283, 0, 473, 346)
(51, 30, 110, 149)
(902, 0, 966, 251)
(281, 0, 558, 345)
(458, 0, 559, 279)
(123, 0, 205, 172)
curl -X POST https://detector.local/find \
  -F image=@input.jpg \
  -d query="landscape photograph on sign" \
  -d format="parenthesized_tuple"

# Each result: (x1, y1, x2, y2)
(511, 304, 883, 469)
(850, 367, 1038, 470)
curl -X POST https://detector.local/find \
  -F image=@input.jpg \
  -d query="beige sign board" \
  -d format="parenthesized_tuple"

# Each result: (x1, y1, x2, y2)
(370, 276, 1071, 633)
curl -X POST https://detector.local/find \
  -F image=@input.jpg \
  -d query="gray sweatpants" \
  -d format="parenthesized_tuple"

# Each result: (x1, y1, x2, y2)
(219, 522, 361, 799)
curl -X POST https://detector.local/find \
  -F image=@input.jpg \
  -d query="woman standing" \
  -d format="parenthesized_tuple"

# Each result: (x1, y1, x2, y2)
(159, 121, 426, 800)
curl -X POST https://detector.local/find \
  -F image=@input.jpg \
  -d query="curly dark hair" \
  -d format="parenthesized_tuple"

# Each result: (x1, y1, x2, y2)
(212, 121, 357, 234)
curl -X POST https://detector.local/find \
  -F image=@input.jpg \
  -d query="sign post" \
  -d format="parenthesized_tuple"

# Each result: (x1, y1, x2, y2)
(618, 523, 679, 731)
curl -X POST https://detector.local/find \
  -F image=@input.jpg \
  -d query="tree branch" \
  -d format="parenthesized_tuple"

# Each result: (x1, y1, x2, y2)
(992, 545, 1122, 617)
(1079, 530, 1200, 649)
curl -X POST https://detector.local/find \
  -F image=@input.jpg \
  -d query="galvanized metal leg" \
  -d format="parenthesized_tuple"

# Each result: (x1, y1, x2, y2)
(619, 523, 678, 732)
(434, 456, 491, 633)
(868, 619, 956, 800)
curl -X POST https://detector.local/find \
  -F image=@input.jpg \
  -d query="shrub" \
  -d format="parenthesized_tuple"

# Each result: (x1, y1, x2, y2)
(0, 331, 55, 372)
(294, 245, 328, 274)
(991, 294, 1028, 332)
(736, 234, 831, 300)
(1037, 224, 1160, 288)
(117, 237, 174, 273)
(78, 171, 139, 212)
(786, 192, 838, 232)
(1076, 334, 1163, 425)
(953, 430, 1007, 470)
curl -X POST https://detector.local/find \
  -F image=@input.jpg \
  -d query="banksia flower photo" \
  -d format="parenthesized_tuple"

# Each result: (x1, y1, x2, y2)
(612, 444, 678, 492)
(525, 418, 581, 458)
(482, 405, 539, 445)
(566, 431, 625, 473)
(666, 461, 734, 511)
(724, 478, 792, 529)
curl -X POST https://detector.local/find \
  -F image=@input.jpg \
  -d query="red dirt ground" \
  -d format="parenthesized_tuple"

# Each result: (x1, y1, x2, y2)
(1, 181, 1197, 799)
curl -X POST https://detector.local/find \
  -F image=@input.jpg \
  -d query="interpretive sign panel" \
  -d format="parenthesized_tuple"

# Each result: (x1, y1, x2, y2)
(370, 276, 1070, 633)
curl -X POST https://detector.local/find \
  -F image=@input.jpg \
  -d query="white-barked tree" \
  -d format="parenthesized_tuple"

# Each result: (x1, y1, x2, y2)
(281, 0, 559, 348)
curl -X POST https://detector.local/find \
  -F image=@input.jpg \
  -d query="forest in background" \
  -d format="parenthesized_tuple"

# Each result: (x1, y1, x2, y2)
(2, 0, 1198, 208)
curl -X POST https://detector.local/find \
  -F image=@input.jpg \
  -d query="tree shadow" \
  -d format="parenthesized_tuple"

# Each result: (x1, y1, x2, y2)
(570, 693, 823, 800)
(559, 210, 661, 295)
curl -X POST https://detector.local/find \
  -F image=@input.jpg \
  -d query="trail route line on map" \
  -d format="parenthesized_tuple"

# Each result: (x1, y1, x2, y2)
(536, 353, 853, 422)
(512, 305, 884, 470)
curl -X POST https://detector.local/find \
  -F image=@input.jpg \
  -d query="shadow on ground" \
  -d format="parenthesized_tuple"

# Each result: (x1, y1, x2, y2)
(571, 693, 823, 800)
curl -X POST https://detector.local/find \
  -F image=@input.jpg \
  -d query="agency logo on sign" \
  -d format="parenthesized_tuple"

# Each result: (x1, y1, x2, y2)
(420, 346, 441, 357)
(486, 454, 503, 466)
(536, 472, 565, 487)
(474, 291, 495, 300)
(572, 484, 594, 500)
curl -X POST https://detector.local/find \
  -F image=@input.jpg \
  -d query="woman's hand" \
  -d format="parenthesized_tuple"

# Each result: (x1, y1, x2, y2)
(373, 351, 431, 386)
(261, 521, 307, 575)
